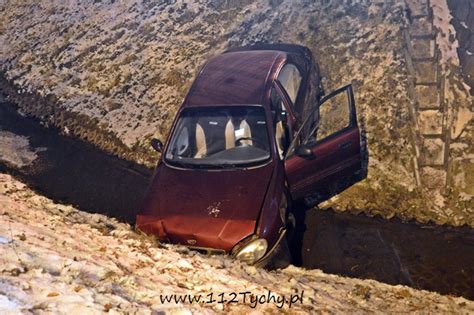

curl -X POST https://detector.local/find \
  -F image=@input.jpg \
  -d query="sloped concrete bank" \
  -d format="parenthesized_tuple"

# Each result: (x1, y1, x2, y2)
(0, 76, 158, 167)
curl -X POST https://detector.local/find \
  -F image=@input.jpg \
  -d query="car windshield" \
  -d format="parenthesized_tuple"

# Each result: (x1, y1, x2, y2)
(165, 106, 271, 168)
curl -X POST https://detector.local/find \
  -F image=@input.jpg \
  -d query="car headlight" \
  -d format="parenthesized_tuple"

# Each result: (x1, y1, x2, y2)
(235, 238, 268, 264)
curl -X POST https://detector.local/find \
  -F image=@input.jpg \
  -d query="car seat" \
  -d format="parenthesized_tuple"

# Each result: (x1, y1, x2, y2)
(225, 118, 236, 149)
(194, 122, 207, 158)
(194, 116, 233, 158)
(236, 119, 253, 146)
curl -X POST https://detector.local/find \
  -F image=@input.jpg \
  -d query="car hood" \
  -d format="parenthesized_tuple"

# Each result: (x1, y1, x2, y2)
(136, 162, 274, 252)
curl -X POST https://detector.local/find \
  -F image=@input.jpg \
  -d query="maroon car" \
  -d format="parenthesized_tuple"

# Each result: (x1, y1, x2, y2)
(136, 44, 367, 266)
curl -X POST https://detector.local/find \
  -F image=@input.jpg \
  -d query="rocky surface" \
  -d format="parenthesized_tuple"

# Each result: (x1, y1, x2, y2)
(0, 0, 472, 226)
(1, 173, 473, 313)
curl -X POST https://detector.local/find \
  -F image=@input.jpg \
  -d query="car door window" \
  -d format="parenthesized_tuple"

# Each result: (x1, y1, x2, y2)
(313, 90, 350, 142)
(286, 85, 355, 158)
(277, 63, 302, 105)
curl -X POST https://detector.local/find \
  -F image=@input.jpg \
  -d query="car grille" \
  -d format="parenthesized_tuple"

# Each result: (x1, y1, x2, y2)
(187, 246, 226, 256)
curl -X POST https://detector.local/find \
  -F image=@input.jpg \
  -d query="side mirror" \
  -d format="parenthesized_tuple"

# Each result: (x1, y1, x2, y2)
(295, 144, 313, 158)
(151, 138, 163, 153)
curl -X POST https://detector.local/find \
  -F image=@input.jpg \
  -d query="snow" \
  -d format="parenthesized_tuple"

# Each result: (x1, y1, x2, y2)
(0, 173, 473, 313)
(0, 236, 11, 245)
(452, 106, 473, 139)
(0, 131, 43, 168)
(430, 0, 459, 68)
(0, 295, 19, 312)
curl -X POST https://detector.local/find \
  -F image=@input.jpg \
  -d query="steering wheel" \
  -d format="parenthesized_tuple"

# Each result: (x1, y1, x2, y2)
(235, 137, 265, 148)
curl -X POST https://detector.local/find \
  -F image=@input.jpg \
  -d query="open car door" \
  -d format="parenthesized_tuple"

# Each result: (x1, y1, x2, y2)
(284, 84, 367, 203)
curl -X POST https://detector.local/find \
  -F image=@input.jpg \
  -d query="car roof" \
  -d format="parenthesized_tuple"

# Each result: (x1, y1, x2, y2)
(182, 50, 285, 108)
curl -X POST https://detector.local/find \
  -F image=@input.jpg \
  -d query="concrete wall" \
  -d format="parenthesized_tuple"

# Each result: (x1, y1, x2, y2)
(448, 0, 474, 93)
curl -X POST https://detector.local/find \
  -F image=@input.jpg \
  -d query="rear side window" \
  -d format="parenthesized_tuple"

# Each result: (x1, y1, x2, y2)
(277, 63, 302, 105)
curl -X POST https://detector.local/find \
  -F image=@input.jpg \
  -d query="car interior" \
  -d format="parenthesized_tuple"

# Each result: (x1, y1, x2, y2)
(166, 108, 271, 164)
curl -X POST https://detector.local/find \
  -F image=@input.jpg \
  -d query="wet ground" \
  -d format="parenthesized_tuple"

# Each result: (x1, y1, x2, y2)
(292, 209, 474, 299)
(1, 101, 473, 300)
(0, 101, 151, 223)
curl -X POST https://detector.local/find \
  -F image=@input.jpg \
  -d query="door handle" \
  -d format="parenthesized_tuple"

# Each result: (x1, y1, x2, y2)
(339, 141, 352, 149)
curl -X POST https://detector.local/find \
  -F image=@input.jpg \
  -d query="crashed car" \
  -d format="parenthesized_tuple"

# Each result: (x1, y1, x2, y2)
(136, 44, 367, 266)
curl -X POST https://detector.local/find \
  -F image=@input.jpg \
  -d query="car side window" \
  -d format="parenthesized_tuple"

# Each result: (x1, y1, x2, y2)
(277, 63, 302, 105)
(313, 90, 350, 142)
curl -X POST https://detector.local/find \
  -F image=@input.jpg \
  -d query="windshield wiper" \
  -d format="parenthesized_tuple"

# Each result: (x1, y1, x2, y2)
(168, 160, 224, 169)
(168, 160, 194, 168)
(194, 163, 230, 169)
